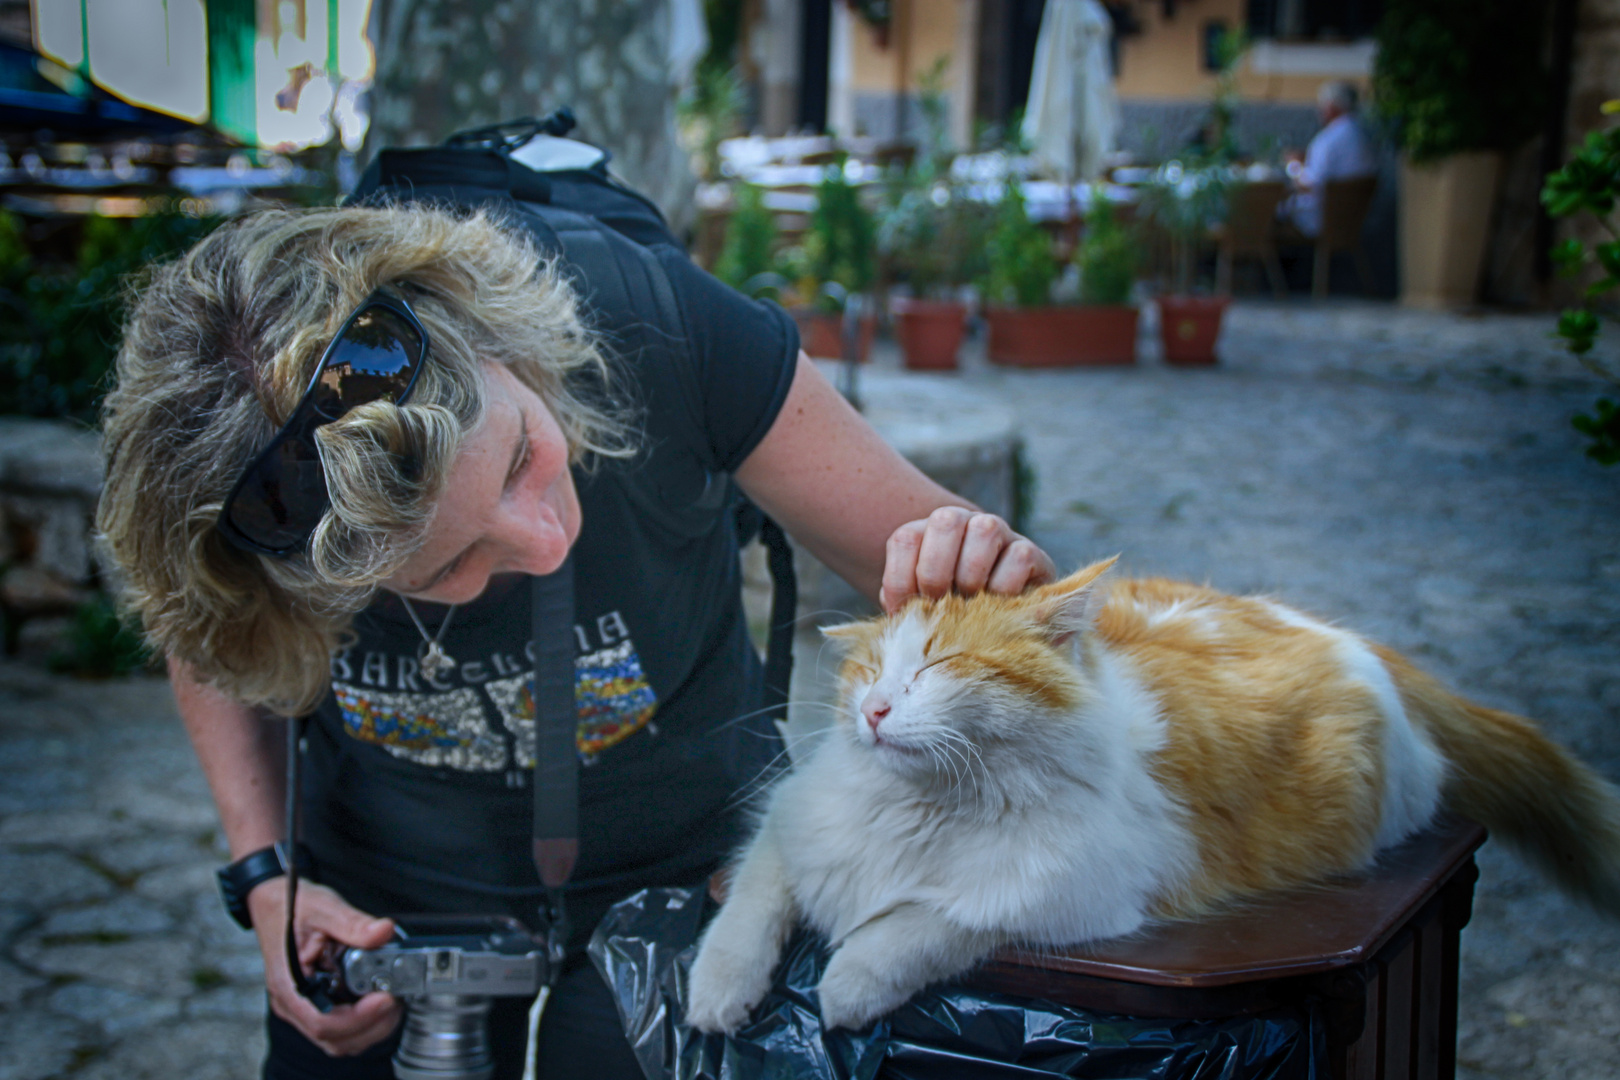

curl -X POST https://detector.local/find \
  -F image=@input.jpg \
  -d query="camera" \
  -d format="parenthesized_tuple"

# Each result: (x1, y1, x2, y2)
(331, 915, 559, 1080)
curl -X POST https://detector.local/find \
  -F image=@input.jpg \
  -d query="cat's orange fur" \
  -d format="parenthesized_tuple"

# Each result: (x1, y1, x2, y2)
(688, 560, 1620, 1034)
(833, 561, 1620, 919)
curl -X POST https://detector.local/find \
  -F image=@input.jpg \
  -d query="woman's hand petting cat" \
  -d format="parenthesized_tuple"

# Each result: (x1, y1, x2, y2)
(881, 507, 1056, 614)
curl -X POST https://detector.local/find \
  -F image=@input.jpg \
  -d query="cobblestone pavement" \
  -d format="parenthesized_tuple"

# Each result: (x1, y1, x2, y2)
(2, 299, 1618, 1078)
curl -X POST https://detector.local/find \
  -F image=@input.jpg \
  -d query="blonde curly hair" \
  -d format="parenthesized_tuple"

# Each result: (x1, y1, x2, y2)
(98, 204, 634, 715)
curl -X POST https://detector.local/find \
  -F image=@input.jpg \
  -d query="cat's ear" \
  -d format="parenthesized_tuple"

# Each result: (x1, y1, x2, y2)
(1025, 557, 1118, 643)
(820, 621, 868, 651)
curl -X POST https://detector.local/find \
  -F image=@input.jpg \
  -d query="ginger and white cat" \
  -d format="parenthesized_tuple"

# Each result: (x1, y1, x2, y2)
(686, 559, 1620, 1034)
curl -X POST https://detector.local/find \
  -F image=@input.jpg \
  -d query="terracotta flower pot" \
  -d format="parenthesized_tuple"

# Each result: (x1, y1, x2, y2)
(1157, 295, 1229, 366)
(791, 309, 877, 363)
(985, 305, 1139, 367)
(892, 298, 967, 371)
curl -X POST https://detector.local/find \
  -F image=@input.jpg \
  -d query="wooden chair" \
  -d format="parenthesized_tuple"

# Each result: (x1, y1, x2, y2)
(1310, 175, 1379, 299)
(1213, 179, 1288, 298)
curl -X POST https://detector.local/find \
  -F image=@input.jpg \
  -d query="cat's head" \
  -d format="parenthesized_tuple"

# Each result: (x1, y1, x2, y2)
(822, 559, 1116, 786)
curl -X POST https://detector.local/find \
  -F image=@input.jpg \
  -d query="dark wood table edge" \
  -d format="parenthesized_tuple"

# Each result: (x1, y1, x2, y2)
(971, 818, 1488, 994)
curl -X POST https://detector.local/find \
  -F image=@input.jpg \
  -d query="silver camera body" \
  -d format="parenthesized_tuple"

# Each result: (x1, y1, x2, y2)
(337, 915, 557, 1080)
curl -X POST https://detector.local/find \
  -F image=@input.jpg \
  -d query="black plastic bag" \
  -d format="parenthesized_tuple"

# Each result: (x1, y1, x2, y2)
(588, 887, 1324, 1080)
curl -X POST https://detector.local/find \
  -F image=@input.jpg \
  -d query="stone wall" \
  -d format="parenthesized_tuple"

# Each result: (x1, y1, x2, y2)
(0, 419, 103, 656)
(1485, 0, 1620, 308)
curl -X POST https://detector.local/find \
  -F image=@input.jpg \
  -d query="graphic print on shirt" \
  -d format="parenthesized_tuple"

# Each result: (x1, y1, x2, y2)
(332, 684, 507, 771)
(329, 610, 660, 771)
(486, 640, 660, 765)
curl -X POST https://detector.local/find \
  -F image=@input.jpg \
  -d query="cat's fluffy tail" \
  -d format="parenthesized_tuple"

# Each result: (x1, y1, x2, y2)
(1381, 647, 1620, 916)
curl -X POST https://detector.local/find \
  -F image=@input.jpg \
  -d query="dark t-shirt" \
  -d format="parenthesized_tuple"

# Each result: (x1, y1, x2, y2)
(300, 242, 799, 951)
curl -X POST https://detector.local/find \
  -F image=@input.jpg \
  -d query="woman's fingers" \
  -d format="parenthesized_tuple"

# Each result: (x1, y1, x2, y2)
(953, 512, 1013, 594)
(250, 879, 402, 1056)
(987, 537, 1057, 595)
(269, 984, 404, 1057)
(881, 509, 1057, 612)
(913, 507, 973, 599)
(301, 885, 396, 951)
(880, 520, 925, 613)
(317, 993, 406, 1057)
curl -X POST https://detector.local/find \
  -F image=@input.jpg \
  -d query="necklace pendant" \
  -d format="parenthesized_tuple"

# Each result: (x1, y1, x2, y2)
(420, 642, 455, 680)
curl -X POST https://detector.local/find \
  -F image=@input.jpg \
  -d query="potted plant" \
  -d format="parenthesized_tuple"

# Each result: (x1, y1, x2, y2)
(714, 183, 779, 294)
(874, 61, 991, 371)
(1141, 159, 1234, 365)
(786, 156, 878, 361)
(1373, 0, 1546, 308)
(879, 178, 992, 370)
(983, 189, 1139, 366)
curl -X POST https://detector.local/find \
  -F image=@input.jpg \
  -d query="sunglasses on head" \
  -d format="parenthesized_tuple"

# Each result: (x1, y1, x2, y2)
(216, 290, 429, 557)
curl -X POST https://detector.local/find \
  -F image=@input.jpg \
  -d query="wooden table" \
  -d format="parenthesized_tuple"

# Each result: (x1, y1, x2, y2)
(968, 818, 1488, 1080)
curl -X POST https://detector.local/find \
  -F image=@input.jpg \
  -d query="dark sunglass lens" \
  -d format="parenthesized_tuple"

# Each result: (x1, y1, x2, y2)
(227, 435, 330, 551)
(312, 306, 426, 420)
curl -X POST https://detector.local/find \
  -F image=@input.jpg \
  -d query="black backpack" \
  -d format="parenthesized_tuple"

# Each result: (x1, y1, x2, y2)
(347, 112, 797, 727)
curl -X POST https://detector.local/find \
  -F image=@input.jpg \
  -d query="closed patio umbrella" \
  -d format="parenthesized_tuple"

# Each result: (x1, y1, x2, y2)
(1021, 0, 1119, 182)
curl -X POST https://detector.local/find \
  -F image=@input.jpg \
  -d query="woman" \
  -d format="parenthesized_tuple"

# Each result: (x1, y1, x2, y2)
(98, 203, 1054, 1078)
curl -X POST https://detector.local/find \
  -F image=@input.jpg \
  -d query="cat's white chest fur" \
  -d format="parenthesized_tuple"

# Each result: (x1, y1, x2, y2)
(765, 647, 1195, 948)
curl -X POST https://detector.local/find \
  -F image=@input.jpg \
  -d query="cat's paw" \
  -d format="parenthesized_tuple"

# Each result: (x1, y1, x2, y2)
(685, 938, 775, 1034)
(816, 949, 911, 1031)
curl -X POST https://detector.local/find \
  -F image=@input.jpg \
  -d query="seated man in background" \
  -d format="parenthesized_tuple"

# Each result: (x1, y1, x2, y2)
(1282, 81, 1377, 237)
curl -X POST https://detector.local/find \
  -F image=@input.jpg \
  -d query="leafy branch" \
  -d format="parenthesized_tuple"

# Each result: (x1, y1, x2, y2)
(1541, 101, 1620, 464)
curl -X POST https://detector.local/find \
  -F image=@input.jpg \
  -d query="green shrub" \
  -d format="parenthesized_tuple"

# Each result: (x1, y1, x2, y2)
(715, 183, 779, 293)
(1140, 162, 1232, 294)
(678, 62, 747, 182)
(1541, 101, 1620, 464)
(1076, 197, 1137, 306)
(981, 183, 1057, 308)
(1572, 399, 1620, 466)
(49, 593, 152, 678)
(804, 156, 876, 305)
(879, 180, 993, 300)
(0, 209, 219, 422)
(1373, 0, 1546, 164)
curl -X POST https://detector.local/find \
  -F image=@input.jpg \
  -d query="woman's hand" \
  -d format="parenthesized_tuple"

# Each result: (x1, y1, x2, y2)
(247, 879, 403, 1056)
(736, 356, 1058, 607)
(880, 507, 1056, 613)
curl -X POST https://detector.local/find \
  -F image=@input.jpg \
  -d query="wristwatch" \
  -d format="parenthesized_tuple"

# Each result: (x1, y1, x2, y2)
(216, 843, 300, 930)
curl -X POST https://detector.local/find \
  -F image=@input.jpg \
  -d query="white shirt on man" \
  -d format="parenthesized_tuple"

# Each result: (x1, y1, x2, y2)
(1288, 115, 1377, 237)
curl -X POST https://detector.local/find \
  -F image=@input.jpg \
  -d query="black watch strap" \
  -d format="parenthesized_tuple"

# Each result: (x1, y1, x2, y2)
(217, 843, 296, 930)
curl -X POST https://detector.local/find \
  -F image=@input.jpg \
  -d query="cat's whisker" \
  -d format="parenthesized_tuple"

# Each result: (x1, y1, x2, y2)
(936, 729, 986, 785)
(719, 725, 846, 815)
(796, 607, 864, 626)
(702, 698, 848, 738)
(924, 741, 962, 793)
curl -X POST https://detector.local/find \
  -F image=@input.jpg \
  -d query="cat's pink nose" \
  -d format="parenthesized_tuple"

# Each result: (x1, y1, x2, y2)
(862, 693, 891, 733)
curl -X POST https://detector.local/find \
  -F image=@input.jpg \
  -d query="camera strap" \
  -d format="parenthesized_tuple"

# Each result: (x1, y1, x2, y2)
(530, 556, 577, 975)
(283, 712, 342, 1012)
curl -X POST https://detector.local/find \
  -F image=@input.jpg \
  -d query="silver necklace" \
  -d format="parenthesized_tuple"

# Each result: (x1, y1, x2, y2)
(400, 597, 459, 681)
